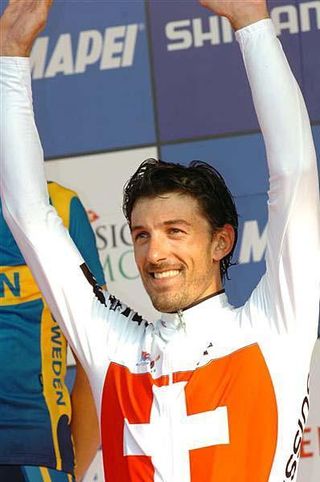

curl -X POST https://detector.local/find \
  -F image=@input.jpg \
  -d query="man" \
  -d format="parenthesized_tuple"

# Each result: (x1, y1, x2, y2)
(0, 182, 106, 482)
(0, 0, 319, 481)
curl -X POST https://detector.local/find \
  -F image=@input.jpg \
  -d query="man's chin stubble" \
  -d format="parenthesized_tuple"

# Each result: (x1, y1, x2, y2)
(149, 293, 187, 313)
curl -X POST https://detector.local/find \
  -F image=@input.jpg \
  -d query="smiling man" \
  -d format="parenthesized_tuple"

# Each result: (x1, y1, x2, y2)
(0, 1, 319, 482)
(126, 161, 237, 313)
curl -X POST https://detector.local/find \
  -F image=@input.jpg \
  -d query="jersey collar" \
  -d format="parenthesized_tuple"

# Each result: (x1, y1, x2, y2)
(157, 290, 230, 343)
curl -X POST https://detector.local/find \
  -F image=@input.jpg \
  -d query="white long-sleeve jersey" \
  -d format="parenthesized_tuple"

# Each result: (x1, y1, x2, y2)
(1, 19, 319, 482)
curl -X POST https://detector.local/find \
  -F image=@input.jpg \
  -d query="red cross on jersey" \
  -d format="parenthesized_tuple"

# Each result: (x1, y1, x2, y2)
(102, 343, 278, 482)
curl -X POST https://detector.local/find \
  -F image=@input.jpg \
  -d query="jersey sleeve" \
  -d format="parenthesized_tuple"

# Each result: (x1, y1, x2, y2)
(235, 20, 320, 337)
(0, 57, 145, 390)
(69, 195, 106, 287)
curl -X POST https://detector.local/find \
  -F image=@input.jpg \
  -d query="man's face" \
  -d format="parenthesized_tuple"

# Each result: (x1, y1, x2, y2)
(131, 192, 221, 313)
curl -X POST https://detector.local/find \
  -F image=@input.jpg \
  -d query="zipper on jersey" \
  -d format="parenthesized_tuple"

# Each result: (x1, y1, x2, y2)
(166, 310, 186, 385)
(177, 309, 186, 332)
(162, 310, 187, 481)
(166, 344, 173, 385)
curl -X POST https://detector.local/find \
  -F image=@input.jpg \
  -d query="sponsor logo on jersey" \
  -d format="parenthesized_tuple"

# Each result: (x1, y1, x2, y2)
(136, 352, 161, 368)
(50, 322, 67, 406)
(0, 266, 42, 304)
(0, 272, 20, 298)
(284, 376, 310, 481)
(80, 263, 106, 305)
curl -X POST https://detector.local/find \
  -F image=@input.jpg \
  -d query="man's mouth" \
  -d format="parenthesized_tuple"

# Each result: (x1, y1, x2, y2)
(151, 269, 181, 279)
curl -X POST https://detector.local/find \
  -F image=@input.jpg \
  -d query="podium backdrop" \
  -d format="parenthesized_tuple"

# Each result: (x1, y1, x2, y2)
(1, 1, 319, 480)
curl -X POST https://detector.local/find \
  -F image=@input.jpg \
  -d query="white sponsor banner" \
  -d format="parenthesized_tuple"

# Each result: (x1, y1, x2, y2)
(297, 339, 320, 481)
(45, 147, 159, 322)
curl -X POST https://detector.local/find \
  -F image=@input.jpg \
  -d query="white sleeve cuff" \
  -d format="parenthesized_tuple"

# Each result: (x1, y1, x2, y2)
(235, 18, 276, 49)
(0, 56, 30, 68)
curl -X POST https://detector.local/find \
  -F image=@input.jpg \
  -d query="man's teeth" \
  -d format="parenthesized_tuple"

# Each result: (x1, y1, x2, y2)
(153, 270, 180, 279)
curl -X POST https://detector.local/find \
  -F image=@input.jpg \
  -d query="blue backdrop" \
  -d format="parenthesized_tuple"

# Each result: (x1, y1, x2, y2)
(1, 0, 319, 308)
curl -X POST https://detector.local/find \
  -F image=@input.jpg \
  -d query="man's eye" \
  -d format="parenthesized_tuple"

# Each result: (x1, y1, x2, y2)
(135, 232, 148, 241)
(169, 228, 183, 235)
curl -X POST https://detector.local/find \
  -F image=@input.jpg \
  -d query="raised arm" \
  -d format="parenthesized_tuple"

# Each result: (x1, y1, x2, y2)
(200, 1, 320, 334)
(0, 0, 102, 383)
(0, 1, 140, 406)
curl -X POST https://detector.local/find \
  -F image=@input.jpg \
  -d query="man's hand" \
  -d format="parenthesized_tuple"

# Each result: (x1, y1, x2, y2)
(199, 0, 269, 31)
(0, 0, 52, 56)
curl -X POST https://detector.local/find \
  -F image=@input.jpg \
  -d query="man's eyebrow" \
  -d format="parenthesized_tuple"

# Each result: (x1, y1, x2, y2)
(131, 219, 191, 232)
(131, 225, 144, 233)
(163, 219, 192, 227)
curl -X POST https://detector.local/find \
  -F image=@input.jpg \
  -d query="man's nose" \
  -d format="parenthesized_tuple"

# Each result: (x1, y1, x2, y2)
(145, 234, 167, 264)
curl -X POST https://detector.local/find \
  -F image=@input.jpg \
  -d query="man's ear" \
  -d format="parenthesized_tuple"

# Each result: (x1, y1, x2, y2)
(211, 224, 235, 262)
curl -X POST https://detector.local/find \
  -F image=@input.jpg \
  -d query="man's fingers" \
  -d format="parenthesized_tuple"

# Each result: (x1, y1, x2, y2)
(0, 0, 53, 56)
(7, 0, 34, 11)
(38, 0, 54, 13)
(3, 0, 52, 32)
(29, 0, 53, 31)
(8, 0, 52, 6)
(38, 0, 54, 25)
(7, 0, 52, 14)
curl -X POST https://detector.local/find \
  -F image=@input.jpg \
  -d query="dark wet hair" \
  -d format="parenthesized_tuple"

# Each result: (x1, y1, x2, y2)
(123, 158, 238, 281)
